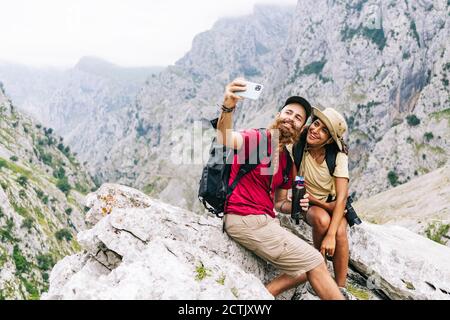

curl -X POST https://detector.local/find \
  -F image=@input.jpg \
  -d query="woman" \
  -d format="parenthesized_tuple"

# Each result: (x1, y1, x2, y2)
(295, 106, 350, 293)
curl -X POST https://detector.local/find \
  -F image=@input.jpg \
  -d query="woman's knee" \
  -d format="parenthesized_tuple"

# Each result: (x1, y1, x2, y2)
(307, 207, 331, 230)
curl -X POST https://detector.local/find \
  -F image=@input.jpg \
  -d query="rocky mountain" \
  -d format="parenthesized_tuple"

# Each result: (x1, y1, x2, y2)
(0, 2, 448, 232)
(0, 84, 95, 299)
(43, 184, 450, 300)
(0, 57, 163, 176)
(96, 1, 449, 213)
(99, 5, 297, 211)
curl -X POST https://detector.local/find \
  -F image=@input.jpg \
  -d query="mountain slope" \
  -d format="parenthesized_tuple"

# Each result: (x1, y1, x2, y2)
(0, 58, 164, 176)
(0, 84, 94, 299)
(102, 2, 449, 211)
(353, 164, 450, 246)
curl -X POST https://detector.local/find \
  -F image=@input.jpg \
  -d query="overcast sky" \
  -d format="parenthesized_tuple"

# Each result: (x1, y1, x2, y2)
(0, 0, 297, 68)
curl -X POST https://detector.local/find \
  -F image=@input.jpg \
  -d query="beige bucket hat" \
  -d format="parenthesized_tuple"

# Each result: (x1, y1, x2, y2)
(312, 106, 348, 151)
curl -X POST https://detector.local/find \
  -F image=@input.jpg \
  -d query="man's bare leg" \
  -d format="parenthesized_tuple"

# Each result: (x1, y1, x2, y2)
(265, 273, 308, 296)
(307, 262, 344, 300)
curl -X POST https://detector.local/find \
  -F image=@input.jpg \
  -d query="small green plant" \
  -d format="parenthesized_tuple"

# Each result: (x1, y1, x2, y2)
(19, 189, 27, 198)
(406, 114, 420, 126)
(13, 245, 30, 274)
(21, 277, 39, 299)
(21, 217, 34, 230)
(41, 153, 52, 166)
(195, 262, 212, 281)
(387, 170, 399, 187)
(36, 253, 55, 271)
(425, 222, 450, 245)
(53, 167, 66, 179)
(65, 207, 73, 215)
(17, 175, 28, 187)
(56, 177, 71, 195)
(216, 274, 226, 285)
(10, 156, 18, 162)
(347, 284, 370, 300)
(55, 229, 73, 241)
(0, 159, 7, 169)
(424, 132, 434, 142)
(0, 217, 15, 242)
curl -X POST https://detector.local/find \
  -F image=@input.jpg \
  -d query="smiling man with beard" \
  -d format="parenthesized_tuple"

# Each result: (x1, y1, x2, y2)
(216, 78, 344, 300)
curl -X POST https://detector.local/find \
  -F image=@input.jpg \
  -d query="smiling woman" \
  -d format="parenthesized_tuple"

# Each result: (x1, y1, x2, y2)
(0, 0, 297, 68)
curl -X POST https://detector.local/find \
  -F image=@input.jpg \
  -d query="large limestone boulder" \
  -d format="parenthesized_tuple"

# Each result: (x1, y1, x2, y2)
(42, 184, 275, 300)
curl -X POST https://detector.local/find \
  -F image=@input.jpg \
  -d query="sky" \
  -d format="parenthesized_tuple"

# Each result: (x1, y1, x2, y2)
(0, 0, 297, 68)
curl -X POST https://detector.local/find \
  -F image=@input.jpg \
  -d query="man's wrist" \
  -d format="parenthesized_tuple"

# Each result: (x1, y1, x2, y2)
(220, 104, 235, 113)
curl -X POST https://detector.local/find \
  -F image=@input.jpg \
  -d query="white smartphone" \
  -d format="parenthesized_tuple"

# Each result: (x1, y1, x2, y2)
(235, 81, 264, 100)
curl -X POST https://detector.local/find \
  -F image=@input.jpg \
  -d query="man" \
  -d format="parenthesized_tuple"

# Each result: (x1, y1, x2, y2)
(217, 78, 344, 300)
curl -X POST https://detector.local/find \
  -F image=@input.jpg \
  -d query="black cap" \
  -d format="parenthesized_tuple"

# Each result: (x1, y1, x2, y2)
(279, 96, 312, 120)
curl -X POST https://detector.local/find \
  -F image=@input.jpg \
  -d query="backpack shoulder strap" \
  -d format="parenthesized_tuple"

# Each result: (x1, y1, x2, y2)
(283, 147, 292, 185)
(227, 128, 269, 196)
(324, 143, 338, 176)
(293, 129, 307, 171)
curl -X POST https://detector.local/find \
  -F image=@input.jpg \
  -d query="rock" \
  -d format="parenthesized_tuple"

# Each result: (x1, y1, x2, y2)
(280, 216, 450, 300)
(349, 223, 450, 300)
(43, 184, 275, 300)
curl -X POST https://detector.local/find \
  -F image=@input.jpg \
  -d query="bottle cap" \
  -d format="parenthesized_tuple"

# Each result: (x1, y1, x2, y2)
(295, 176, 305, 184)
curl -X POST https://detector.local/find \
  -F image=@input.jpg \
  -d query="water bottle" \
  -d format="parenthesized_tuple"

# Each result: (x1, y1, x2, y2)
(291, 176, 306, 225)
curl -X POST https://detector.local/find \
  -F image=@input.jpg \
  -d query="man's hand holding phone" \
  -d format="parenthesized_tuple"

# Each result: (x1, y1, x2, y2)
(223, 78, 246, 109)
(223, 78, 264, 110)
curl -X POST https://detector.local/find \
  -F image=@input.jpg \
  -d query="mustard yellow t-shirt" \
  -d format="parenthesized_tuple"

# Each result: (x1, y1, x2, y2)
(296, 149, 349, 202)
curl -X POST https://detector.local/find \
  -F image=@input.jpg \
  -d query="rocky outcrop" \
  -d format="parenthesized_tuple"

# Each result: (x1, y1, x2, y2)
(44, 184, 450, 300)
(43, 184, 275, 300)
(280, 216, 450, 300)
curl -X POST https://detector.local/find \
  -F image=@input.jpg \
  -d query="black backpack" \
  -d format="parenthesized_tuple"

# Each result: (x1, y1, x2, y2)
(198, 118, 292, 218)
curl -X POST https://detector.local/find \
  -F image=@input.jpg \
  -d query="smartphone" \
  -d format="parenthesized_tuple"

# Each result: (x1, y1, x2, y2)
(235, 81, 264, 100)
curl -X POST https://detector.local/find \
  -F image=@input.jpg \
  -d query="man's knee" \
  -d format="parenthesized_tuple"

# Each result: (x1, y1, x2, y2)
(307, 261, 327, 276)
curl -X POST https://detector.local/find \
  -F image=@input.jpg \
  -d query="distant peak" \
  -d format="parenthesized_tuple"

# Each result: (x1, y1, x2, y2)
(74, 56, 117, 71)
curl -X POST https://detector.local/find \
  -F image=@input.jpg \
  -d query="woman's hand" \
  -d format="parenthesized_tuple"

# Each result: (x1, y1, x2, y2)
(300, 193, 309, 212)
(320, 233, 336, 257)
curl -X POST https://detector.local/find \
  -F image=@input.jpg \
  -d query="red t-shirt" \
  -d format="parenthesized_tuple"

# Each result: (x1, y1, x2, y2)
(225, 129, 292, 218)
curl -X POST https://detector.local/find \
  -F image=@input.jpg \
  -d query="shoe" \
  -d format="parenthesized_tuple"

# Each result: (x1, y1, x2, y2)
(339, 287, 356, 300)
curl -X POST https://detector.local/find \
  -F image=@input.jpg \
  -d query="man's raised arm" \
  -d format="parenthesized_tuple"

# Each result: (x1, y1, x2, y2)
(217, 79, 246, 149)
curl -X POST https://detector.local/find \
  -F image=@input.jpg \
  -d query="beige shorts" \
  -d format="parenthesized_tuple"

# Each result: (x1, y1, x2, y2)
(224, 213, 324, 277)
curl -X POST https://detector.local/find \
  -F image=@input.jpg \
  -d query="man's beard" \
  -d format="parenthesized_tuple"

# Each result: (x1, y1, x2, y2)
(268, 117, 302, 151)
